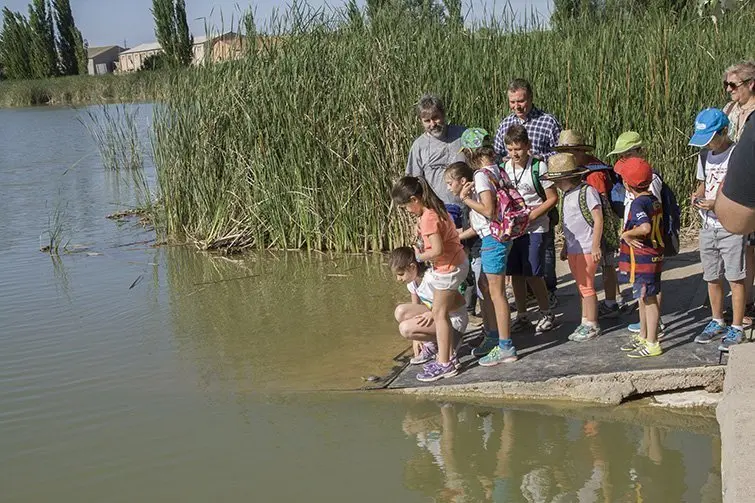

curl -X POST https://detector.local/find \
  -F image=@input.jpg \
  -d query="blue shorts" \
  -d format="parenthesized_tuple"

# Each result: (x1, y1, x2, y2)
(632, 281, 661, 300)
(480, 235, 512, 275)
(506, 232, 546, 277)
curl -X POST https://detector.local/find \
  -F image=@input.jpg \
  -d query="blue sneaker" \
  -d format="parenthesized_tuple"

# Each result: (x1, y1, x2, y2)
(718, 326, 745, 352)
(478, 345, 517, 366)
(416, 361, 458, 382)
(472, 337, 498, 357)
(695, 320, 727, 344)
(628, 322, 641, 333)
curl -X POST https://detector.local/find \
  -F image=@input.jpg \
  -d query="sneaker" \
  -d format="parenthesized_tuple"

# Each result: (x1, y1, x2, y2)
(510, 316, 531, 333)
(416, 361, 458, 382)
(598, 301, 620, 319)
(548, 291, 559, 309)
(573, 324, 601, 342)
(694, 320, 727, 344)
(568, 324, 586, 341)
(718, 326, 745, 352)
(478, 345, 517, 366)
(627, 322, 641, 333)
(627, 340, 662, 358)
(472, 337, 499, 357)
(621, 334, 645, 352)
(409, 342, 437, 365)
(535, 312, 556, 334)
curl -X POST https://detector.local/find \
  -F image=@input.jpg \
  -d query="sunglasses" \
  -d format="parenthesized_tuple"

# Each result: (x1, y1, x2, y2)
(723, 78, 752, 90)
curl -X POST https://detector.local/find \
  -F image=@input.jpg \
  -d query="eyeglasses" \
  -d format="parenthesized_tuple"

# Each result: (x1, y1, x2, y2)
(723, 79, 752, 90)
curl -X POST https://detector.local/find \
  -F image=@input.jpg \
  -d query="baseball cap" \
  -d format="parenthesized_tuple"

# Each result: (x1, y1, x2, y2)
(460, 127, 492, 151)
(615, 157, 653, 189)
(688, 108, 729, 147)
(608, 131, 643, 156)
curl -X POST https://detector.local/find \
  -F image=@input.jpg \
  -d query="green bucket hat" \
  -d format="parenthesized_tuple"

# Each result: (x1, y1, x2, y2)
(608, 131, 643, 156)
(460, 127, 492, 151)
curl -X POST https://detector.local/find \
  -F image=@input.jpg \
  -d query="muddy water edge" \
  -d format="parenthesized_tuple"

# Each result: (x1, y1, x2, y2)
(0, 105, 721, 502)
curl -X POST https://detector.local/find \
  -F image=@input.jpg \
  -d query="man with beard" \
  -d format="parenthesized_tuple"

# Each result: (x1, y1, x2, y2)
(493, 79, 562, 308)
(406, 94, 475, 313)
(406, 94, 467, 218)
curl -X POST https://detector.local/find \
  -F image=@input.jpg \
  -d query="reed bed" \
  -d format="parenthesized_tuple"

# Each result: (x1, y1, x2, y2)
(0, 71, 168, 108)
(152, 4, 755, 252)
(81, 104, 144, 171)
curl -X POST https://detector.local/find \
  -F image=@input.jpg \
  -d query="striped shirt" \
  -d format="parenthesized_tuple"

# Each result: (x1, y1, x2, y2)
(618, 195, 664, 285)
(493, 107, 561, 160)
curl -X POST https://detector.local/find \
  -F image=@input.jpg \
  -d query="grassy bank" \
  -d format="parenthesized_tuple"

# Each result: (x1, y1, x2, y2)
(149, 5, 754, 252)
(0, 71, 168, 107)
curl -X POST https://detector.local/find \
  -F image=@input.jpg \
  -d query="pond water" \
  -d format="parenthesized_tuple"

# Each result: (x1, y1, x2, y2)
(0, 105, 721, 502)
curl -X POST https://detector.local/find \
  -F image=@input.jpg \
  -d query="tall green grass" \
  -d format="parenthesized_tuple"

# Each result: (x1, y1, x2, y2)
(152, 4, 755, 252)
(81, 104, 144, 171)
(0, 71, 168, 108)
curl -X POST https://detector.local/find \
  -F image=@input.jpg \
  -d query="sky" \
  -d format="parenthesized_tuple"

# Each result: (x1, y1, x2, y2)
(1, 0, 553, 47)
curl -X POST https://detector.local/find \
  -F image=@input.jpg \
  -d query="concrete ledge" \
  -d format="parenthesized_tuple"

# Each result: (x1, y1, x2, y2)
(717, 344, 755, 503)
(391, 365, 725, 406)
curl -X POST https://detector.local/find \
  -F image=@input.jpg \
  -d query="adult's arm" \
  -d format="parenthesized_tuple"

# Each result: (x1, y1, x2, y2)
(541, 116, 562, 161)
(716, 117, 755, 234)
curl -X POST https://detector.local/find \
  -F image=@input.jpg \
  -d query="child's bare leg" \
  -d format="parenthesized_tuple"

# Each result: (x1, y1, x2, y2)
(432, 289, 455, 364)
(644, 295, 660, 344)
(584, 294, 598, 324)
(731, 279, 746, 327)
(478, 275, 497, 332)
(638, 295, 647, 340)
(708, 280, 725, 320)
(398, 318, 437, 342)
(395, 303, 428, 323)
(487, 273, 511, 341)
(512, 275, 528, 315)
(526, 276, 550, 312)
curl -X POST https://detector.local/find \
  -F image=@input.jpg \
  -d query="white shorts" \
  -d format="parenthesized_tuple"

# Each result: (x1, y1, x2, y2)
(450, 310, 469, 334)
(426, 260, 470, 292)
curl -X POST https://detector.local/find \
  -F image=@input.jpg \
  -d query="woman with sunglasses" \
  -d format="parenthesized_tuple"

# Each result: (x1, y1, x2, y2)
(722, 60, 755, 324)
(723, 61, 755, 142)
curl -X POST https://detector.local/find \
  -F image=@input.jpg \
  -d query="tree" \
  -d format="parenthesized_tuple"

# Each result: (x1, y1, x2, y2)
(54, 0, 85, 75)
(28, 0, 57, 78)
(0, 8, 33, 80)
(151, 0, 193, 67)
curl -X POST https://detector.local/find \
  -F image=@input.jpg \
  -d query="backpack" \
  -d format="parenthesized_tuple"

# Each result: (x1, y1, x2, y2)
(559, 183, 595, 227)
(658, 172, 681, 257)
(483, 168, 530, 242)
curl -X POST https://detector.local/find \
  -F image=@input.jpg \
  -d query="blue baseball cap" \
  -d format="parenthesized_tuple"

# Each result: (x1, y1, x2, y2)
(688, 108, 729, 147)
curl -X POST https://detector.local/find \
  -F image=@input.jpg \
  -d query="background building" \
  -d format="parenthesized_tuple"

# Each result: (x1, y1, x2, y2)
(87, 45, 125, 75)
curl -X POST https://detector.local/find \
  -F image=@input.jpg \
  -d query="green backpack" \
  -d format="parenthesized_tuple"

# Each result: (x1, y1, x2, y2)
(531, 159, 560, 228)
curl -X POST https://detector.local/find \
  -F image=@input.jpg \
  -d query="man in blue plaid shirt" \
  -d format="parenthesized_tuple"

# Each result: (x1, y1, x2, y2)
(494, 79, 562, 308)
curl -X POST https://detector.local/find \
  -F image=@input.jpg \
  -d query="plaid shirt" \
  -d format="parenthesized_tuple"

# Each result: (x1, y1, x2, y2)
(493, 107, 562, 160)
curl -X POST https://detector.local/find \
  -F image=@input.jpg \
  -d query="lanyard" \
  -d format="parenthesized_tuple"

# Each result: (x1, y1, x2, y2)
(509, 160, 528, 188)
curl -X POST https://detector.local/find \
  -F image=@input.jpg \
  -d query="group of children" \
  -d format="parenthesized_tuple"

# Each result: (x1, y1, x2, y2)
(391, 108, 750, 383)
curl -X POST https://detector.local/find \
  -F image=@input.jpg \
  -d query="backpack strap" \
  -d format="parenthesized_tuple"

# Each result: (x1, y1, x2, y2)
(699, 149, 708, 179)
(531, 159, 546, 201)
(579, 184, 595, 228)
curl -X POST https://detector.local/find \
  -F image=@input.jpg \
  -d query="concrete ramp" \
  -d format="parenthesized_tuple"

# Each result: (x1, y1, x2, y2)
(387, 249, 732, 404)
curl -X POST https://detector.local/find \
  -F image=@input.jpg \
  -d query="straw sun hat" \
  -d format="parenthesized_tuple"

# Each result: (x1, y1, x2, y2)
(540, 153, 588, 181)
(553, 130, 595, 152)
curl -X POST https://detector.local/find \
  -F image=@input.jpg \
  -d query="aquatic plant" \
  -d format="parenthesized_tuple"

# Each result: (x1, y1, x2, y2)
(151, 2, 755, 252)
(39, 197, 68, 254)
(81, 103, 144, 171)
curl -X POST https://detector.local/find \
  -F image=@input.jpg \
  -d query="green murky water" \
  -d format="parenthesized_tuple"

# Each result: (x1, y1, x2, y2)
(0, 105, 721, 502)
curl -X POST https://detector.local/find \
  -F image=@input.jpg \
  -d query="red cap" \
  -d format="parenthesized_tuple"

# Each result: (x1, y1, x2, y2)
(615, 157, 653, 188)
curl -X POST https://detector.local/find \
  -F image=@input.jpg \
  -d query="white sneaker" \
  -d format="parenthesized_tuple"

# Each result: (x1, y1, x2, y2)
(535, 312, 556, 334)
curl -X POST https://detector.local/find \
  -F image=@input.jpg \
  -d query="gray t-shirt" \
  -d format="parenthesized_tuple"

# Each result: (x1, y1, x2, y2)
(405, 124, 467, 205)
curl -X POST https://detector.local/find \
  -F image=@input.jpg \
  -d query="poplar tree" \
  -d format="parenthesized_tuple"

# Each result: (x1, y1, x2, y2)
(54, 0, 84, 75)
(0, 8, 33, 80)
(28, 0, 58, 78)
(151, 0, 193, 67)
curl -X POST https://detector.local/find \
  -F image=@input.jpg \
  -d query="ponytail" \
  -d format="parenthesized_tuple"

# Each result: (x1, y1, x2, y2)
(391, 176, 449, 221)
(444, 161, 475, 182)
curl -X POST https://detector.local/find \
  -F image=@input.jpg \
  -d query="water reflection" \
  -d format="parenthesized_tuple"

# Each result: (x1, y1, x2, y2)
(401, 401, 721, 502)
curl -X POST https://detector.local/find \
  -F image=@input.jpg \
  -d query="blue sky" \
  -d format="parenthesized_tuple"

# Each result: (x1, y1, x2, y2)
(1, 0, 553, 47)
